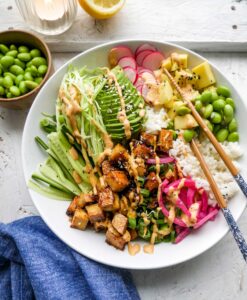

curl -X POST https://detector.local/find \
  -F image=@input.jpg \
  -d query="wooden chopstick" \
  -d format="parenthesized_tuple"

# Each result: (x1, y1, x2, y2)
(190, 139, 227, 208)
(163, 68, 238, 176)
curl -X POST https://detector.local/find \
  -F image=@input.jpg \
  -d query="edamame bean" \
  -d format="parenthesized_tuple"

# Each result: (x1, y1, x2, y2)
(227, 132, 239, 142)
(228, 118, 238, 133)
(211, 91, 218, 102)
(224, 104, 234, 123)
(0, 54, 3, 60)
(204, 119, 214, 132)
(0, 86, 4, 96)
(4, 72, 16, 81)
(18, 46, 29, 53)
(30, 65, 38, 76)
(204, 104, 213, 119)
(14, 58, 25, 69)
(213, 124, 221, 134)
(213, 99, 225, 111)
(38, 65, 47, 76)
(183, 129, 195, 142)
(25, 67, 31, 73)
(15, 74, 24, 86)
(225, 98, 235, 110)
(9, 65, 24, 76)
(216, 128, 228, 142)
(6, 50, 18, 58)
(0, 44, 9, 54)
(6, 92, 12, 98)
(216, 85, 231, 98)
(19, 81, 28, 94)
(31, 57, 47, 67)
(0, 55, 15, 68)
(17, 53, 32, 62)
(26, 61, 32, 68)
(24, 72, 33, 81)
(3, 75, 13, 88)
(24, 80, 39, 90)
(35, 77, 43, 84)
(9, 86, 21, 97)
(195, 100, 202, 112)
(30, 49, 41, 58)
(177, 106, 191, 116)
(211, 112, 222, 124)
(201, 91, 212, 104)
(9, 44, 17, 51)
(0, 76, 4, 86)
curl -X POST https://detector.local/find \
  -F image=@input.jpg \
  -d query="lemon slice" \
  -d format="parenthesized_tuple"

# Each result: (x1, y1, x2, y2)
(78, 0, 125, 19)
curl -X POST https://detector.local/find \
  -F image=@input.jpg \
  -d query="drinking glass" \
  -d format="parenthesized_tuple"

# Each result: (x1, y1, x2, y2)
(15, 0, 78, 35)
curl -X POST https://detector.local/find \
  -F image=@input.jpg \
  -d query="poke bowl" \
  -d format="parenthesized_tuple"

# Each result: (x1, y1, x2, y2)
(22, 40, 247, 269)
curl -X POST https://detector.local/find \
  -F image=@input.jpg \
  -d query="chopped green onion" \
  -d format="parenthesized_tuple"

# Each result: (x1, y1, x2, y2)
(137, 176, 145, 186)
(128, 217, 136, 229)
(140, 188, 150, 198)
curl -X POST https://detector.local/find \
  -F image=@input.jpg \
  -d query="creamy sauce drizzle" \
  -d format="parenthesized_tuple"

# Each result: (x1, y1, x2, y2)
(143, 244, 154, 254)
(69, 147, 79, 160)
(128, 242, 141, 256)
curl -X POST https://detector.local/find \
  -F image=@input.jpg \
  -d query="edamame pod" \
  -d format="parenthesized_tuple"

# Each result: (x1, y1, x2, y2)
(9, 86, 21, 97)
(224, 104, 234, 123)
(227, 132, 239, 142)
(216, 129, 228, 142)
(17, 53, 32, 62)
(18, 46, 29, 53)
(211, 112, 222, 124)
(201, 91, 212, 104)
(1, 56, 15, 68)
(213, 99, 225, 111)
(0, 44, 9, 54)
(24, 80, 39, 90)
(177, 106, 191, 116)
(183, 129, 195, 142)
(9, 65, 24, 76)
(216, 85, 231, 98)
(203, 104, 213, 119)
(228, 118, 238, 133)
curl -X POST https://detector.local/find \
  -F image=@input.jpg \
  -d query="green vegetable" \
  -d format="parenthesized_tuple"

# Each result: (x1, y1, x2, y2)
(30, 65, 38, 76)
(137, 176, 145, 186)
(211, 112, 222, 124)
(1, 55, 15, 68)
(31, 57, 47, 67)
(0, 86, 5, 96)
(24, 80, 39, 90)
(15, 74, 24, 86)
(14, 58, 25, 69)
(0, 76, 3, 86)
(24, 72, 33, 81)
(140, 188, 150, 197)
(128, 217, 136, 229)
(40, 117, 57, 133)
(6, 50, 18, 58)
(228, 118, 238, 133)
(176, 105, 191, 116)
(195, 100, 202, 112)
(9, 44, 17, 51)
(38, 65, 48, 76)
(203, 104, 213, 119)
(211, 91, 218, 102)
(17, 53, 32, 62)
(4, 72, 16, 81)
(223, 104, 234, 123)
(216, 128, 228, 142)
(9, 65, 24, 76)
(213, 124, 221, 134)
(19, 81, 28, 94)
(213, 99, 225, 111)
(0, 44, 9, 54)
(225, 98, 235, 110)
(3, 75, 13, 88)
(6, 92, 12, 98)
(201, 91, 212, 104)
(9, 86, 21, 97)
(18, 45, 29, 53)
(183, 129, 195, 142)
(35, 77, 43, 84)
(227, 132, 239, 142)
(204, 119, 214, 132)
(30, 49, 41, 58)
(216, 85, 231, 98)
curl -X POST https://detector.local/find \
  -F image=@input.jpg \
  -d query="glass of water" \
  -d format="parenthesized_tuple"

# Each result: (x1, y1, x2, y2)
(15, 0, 78, 35)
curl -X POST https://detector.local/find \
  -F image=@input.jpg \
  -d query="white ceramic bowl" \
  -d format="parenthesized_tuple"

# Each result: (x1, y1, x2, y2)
(22, 40, 247, 269)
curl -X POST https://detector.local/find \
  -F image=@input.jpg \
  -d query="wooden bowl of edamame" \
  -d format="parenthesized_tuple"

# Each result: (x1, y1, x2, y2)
(0, 29, 53, 110)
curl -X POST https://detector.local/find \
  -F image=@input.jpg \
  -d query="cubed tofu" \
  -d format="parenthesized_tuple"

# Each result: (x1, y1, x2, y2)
(105, 170, 130, 192)
(140, 132, 157, 147)
(109, 144, 129, 162)
(66, 197, 78, 216)
(98, 187, 115, 211)
(101, 160, 115, 175)
(192, 61, 216, 89)
(86, 204, 105, 223)
(105, 228, 127, 250)
(158, 129, 173, 151)
(75, 193, 97, 208)
(133, 143, 153, 159)
(145, 172, 159, 192)
(174, 115, 198, 130)
(112, 213, 128, 235)
(94, 219, 109, 232)
(70, 208, 89, 230)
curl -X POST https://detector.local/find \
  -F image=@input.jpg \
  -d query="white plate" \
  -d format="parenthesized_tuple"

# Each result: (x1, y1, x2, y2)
(22, 40, 247, 269)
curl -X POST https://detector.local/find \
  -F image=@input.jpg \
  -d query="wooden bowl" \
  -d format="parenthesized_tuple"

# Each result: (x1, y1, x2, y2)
(0, 29, 53, 110)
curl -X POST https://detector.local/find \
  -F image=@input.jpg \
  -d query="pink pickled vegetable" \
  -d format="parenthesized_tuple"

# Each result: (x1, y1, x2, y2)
(136, 50, 154, 66)
(174, 228, 191, 244)
(123, 67, 137, 83)
(193, 209, 219, 229)
(118, 56, 137, 70)
(201, 190, 208, 213)
(176, 198, 191, 217)
(108, 46, 133, 66)
(135, 43, 157, 56)
(147, 157, 175, 164)
(187, 188, 196, 208)
(142, 51, 165, 70)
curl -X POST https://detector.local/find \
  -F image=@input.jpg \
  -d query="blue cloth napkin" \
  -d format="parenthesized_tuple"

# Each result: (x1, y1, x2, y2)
(0, 216, 140, 300)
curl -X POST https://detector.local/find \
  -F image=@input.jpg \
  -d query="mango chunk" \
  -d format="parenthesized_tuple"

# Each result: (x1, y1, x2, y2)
(192, 61, 216, 89)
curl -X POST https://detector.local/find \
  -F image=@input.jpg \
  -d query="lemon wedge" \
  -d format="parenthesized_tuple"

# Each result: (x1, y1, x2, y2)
(78, 0, 125, 19)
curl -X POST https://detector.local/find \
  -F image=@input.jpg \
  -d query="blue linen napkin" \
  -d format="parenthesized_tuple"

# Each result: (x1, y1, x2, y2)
(0, 216, 140, 300)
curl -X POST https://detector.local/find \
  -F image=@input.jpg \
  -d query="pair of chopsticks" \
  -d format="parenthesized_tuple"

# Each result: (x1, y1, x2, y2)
(163, 69, 247, 261)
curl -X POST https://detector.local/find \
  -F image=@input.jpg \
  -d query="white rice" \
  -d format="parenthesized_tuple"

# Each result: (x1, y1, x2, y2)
(144, 106, 170, 133)
(169, 138, 243, 205)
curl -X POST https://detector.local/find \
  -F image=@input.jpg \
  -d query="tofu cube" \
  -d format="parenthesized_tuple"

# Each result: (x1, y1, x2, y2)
(105, 229, 127, 250)
(192, 61, 216, 89)
(98, 187, 115, 211)
(112, 213, 128, 235)
(109, 144, 129, 162)
(66, 197, 78, 216)
(70, 208, 89, 230)
(158, 129, 173, 151)
(105, 170, 130, 192)
(86, 204, 105, 223)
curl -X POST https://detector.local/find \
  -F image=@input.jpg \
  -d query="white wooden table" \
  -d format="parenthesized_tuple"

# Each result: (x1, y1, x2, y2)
(1, 1, 247, 299)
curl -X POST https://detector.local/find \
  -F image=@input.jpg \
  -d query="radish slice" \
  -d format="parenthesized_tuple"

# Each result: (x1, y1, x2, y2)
(136, 50, 154, 66)
(134, 75, 145, 87)
(141, 84, 150, 99)
(142, 51, 165, 70)
(118, 56, 137, 70)
(135, 84, 143, 93)
(123, 67, 137, 84)
(139, 71, 157, 84)
(108, 46, 134, 67)
(138, 68, 154, 75)
(135, 43, 157, 56)
(137, 66, 145, 73)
